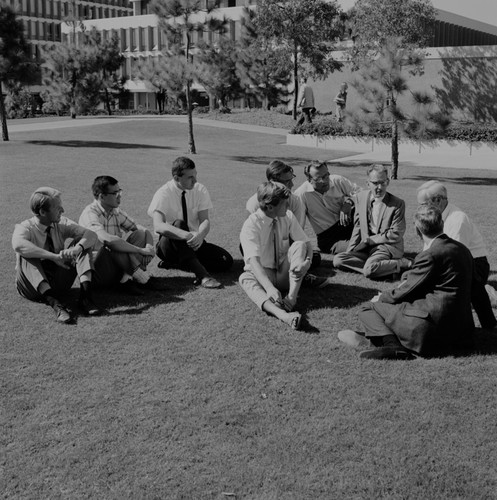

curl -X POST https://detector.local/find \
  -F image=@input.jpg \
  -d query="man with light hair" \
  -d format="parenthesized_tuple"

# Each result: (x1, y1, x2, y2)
(12, 187, 101, 324)
(333, 164, 411, 279)
(240, 181, 313, 330)
(338, 205, 474, 359)
(79, 175, 157, 294)
(417, 180, 496, 330)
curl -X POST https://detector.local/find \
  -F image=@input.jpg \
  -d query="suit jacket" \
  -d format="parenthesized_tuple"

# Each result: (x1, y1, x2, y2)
(347, 190, 405, 258)
(379, 234, 474, 355)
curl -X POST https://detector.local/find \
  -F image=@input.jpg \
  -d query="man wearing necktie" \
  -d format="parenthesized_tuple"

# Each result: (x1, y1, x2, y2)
(333, 164, 411, 279)
(239, 181, 313, 330)
(148, 157, 233, 289)
(12, 187, 102, 324)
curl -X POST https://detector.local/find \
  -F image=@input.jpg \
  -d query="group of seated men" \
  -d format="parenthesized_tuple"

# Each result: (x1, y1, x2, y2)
(12, 156, 496, 360)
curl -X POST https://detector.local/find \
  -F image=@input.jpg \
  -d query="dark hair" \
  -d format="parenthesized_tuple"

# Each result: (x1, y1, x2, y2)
(257, 181, 290, 212)
(266, 160, 293, 181)
(414, 205, 443, 238)
(304, 160, 327, 180)
(92, 175, 118, 198)
(172, 157, 196, 178)
(30, 187, 61, 215)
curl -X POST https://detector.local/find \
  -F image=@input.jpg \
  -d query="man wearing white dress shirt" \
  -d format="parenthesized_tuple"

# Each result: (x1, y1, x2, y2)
(148, 157, 233, 289)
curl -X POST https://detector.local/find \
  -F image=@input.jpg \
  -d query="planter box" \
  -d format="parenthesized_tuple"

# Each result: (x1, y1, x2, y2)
(286, 134, 497, 170)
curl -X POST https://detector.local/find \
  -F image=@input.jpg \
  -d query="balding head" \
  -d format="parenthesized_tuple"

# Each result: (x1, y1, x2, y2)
(417, 180, 448, 212)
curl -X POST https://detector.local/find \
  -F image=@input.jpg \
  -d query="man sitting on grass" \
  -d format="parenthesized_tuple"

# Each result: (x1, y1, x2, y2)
(338, 205, 474, 360)
(79, 175, 157, 294)
(239, 181, 313, 330)
(12, 187, 101, 324)
(148, 156, 233, 289)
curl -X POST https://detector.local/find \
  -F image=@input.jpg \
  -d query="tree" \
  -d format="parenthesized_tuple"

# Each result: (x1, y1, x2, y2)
(196, 37, 242, 111)
(348, 0, 436, 61)
(236, 8, 292, 110)
(0, 3, 35, 141)
(150, 0, 226, 154)
(349, 38, 449, 179)
(254, 0, 343, 119)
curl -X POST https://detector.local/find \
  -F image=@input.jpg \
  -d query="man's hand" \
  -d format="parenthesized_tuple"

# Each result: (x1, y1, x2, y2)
(52, 254, 71, 269)
(187, 232, 204, 251)
(59, 246, 82, 261)
(370, 292, 382, 303)
(266, 285, 283, 306)
(290, 258, 312, 279)
(339, 202, 353, 225)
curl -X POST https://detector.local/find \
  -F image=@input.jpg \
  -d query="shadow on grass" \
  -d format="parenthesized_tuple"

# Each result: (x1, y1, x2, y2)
(405, 175, 497, 186)
(26, 140, 176, 150)
(472, 328, 497, 355)
(228, 155, 318, 166)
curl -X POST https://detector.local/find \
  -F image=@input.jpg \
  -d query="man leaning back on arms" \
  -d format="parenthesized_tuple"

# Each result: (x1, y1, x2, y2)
(79, 175, 157, 294)
(148, 156, 233, 289)
(12, 187, 102, 324)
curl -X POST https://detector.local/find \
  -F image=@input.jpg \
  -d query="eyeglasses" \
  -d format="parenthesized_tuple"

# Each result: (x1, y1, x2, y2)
(106, 189, 123, 196)
(368, 180, 388, 187)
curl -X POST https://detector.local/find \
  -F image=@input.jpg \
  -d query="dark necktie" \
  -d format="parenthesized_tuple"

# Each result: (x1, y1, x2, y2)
(45, 226, 55, 253)
(181, 191, 188, 229)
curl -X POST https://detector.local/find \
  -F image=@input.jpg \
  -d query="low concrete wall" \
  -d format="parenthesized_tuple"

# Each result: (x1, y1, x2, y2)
(286, 134, 497, 169)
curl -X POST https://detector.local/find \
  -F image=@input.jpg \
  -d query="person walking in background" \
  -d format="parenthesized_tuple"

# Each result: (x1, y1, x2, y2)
(79, 175, 157, 294)
(334, 82, 348, 122)
(333, 164, 411, 280)
(148, 156, 233, 289)
(417, 180, 497, 331)
(296, 77, 315, 126)
(12, 187, 101, 323)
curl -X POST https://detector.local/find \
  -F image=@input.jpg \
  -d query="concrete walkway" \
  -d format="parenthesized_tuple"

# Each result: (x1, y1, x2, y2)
(7, 115, 496, 171)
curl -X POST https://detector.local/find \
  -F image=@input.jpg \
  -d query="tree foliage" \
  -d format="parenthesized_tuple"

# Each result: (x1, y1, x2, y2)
(348, 38, 449, 179)
(348, 0, 436, 62)
(254, 0, 343, 119)
(0, 3, 36, 140)
(150, 0, 226, 153)
(42, 28, 124, 118)
(236, 8, 292, 110)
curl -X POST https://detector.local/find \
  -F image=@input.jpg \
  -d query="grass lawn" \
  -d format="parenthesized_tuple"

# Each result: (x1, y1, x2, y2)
(2, 116, 497, 499)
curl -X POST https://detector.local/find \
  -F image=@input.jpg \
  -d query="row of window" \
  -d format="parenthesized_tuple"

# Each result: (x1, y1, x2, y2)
(22, 18, 62, 41)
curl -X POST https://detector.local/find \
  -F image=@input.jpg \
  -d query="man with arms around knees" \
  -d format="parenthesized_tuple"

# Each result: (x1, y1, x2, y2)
(148, 156, 233, 289)
(417, 180, 496, 330)
(79, 176, 156, 292)
(294, 160, 360, 256)
(338, 205, 474, 360)
(239, 181, 313, 330)
(333, 164, 411, 279)
(12, 187, 101, 324)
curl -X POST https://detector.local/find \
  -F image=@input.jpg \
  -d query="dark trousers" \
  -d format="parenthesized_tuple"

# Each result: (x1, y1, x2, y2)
(472, 256, 496, 328)
(317, 220, 354, 255)
(297, 107, 313, 126)
(157, 220, 233, 274)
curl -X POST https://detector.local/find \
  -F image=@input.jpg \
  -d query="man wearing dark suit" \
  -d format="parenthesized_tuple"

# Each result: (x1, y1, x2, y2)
(338, 205, 475, 360)
(333, 164, 411, 279)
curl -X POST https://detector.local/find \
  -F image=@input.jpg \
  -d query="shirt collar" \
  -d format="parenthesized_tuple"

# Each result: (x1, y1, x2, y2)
(94, 199, 117, 217)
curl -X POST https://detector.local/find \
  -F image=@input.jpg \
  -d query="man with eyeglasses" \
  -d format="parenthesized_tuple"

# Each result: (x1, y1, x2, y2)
(333, 164, 411, 279)
(417, 180, 496, 330)
(79, 175, 156, 293)
(294, 160, 360, 256)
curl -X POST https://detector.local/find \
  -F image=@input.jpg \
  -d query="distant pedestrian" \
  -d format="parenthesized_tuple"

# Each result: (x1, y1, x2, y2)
(297, 78, 315, 126)
(334, 82, 348, 122)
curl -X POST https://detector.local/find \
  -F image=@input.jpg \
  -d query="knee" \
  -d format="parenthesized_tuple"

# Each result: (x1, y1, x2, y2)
(363, 262, 379, 279)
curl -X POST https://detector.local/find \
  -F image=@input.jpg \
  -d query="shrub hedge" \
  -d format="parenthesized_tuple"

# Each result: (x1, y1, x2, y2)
(290, 119, 497, 144)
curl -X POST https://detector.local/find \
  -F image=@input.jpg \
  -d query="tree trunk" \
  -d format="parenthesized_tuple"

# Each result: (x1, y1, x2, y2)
(186, 81, 196, 154)
(391, 120, 399, 179)
(0, 83, 9, 141)
(292, 44, 298, 120)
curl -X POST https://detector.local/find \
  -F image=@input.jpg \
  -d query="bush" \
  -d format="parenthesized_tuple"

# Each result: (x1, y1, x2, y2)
(291, 118, 497, 143)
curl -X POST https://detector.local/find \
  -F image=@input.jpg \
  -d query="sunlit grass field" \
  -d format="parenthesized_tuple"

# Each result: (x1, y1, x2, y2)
(2, 116, 497, 499)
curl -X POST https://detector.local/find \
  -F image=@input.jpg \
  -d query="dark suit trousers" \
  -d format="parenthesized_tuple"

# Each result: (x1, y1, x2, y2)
(156, 220, 233, 273)
(473, 256, 496, 328)
(317, 220, 353, 255)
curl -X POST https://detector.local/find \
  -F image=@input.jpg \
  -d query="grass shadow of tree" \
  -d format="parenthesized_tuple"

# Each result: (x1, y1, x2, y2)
(26, 140, 177, 150)
(406, 175, 497, 187)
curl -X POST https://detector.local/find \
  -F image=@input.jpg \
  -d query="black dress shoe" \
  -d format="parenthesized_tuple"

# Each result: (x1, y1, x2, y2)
(120, 280, 145, 296)
(78, 297, 103, 316)
(53, 304, 72, 324)
(359, 346, 415, 360)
